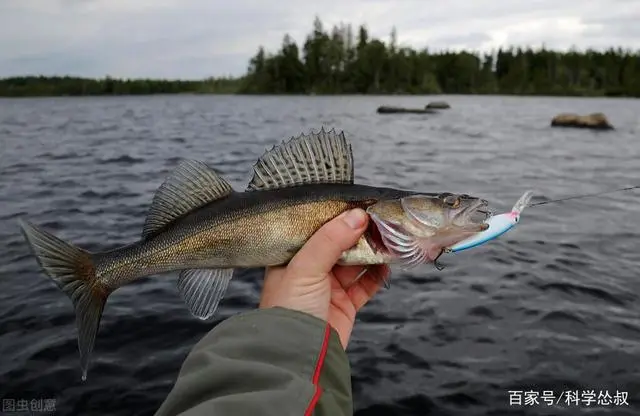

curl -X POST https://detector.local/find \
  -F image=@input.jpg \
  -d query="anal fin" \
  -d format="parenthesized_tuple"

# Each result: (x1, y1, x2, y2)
(177, 268, 234, 320)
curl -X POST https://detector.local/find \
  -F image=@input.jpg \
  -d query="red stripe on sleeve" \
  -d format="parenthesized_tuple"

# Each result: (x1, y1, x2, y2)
(304, 324, 331, 416)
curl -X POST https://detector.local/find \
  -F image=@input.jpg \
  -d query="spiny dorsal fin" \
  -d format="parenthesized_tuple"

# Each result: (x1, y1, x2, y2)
(142, 159, 233, 239)
(246, 127, 354, 191)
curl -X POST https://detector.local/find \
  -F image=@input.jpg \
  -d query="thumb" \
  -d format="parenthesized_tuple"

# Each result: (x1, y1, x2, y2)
(287, 208, 369, 278)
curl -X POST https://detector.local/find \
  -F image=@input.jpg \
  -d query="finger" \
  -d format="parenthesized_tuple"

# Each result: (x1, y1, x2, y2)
(329, 276, 356, 318)
(332, 265, 369, 287)
(346, 273, 382, 311)
(287, 209, 368, 279)
(262, 265, 285, 287)
(347, 265, 390, 311)
(260, 266, 286, 307)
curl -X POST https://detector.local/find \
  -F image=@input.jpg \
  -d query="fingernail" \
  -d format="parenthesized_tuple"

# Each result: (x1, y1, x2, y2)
(342, 209, 366, 229)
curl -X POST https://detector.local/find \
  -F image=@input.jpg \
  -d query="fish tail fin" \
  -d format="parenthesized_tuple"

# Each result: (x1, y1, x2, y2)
(19, 219, 108, 382)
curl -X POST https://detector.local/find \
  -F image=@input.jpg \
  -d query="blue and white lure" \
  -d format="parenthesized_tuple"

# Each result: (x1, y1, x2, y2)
(361, 184, 637, 287)
(447, 190, 534, 253)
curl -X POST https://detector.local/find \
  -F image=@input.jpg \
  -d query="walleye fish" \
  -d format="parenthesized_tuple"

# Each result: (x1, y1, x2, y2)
(19, 128, 490, 380)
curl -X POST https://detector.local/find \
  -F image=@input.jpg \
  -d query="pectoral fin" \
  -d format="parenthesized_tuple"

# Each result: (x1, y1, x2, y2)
(177, 268, 234, 320)
(347, 266, 391, 290)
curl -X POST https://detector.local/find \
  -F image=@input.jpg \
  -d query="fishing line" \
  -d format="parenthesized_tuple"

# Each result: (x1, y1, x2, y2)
(527, 185, 640, 207)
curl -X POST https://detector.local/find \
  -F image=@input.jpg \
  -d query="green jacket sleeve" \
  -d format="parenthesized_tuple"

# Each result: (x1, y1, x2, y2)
(154, 307, 353, 416)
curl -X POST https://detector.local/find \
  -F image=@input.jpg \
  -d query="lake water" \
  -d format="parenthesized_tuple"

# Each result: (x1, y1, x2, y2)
(1, 95, 639, 415)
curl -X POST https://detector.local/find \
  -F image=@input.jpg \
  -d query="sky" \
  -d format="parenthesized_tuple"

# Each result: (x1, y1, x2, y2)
(1, 0, 639, 79)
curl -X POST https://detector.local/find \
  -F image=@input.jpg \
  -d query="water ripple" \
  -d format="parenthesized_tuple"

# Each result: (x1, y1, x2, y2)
(1, 95, 640, 415)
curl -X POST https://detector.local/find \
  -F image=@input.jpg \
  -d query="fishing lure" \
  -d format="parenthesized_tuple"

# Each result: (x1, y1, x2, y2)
(446, 183, 640, 254)
(448, 190, 534, 253)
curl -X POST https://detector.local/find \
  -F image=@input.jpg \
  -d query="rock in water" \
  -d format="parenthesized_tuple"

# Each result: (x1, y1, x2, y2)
(550, 113, 614, 130)
(425, 101, 451, 109)
(377, 106, 438, 114)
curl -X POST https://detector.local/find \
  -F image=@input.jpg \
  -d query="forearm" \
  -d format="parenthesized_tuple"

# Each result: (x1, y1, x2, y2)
(155, 307, 353, 416)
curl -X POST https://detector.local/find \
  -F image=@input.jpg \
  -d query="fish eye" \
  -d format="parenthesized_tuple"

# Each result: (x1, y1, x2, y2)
(444, 195, 461, 208)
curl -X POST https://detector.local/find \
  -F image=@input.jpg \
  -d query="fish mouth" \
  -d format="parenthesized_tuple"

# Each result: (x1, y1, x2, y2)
(456, 198, 491, 225)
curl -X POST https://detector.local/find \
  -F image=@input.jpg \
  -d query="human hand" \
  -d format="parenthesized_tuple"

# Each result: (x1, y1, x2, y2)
(259, 208, 389, 348)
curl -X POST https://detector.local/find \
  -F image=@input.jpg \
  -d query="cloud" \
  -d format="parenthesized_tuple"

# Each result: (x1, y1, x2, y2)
(0, 0, 639, 78)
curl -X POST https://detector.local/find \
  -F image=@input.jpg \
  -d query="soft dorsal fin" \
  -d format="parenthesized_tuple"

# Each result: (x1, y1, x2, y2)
(142, 159, 233, 239)
(246, 127, 354, 191)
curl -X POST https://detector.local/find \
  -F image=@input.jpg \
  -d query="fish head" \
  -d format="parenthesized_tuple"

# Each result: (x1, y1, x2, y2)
(366, 193, 490, 268)
(400, 192, 490, 229)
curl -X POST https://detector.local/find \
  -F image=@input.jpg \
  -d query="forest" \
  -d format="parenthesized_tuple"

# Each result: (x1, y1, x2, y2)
(0, 76, 241, 97)
(1, 17, 639, 97)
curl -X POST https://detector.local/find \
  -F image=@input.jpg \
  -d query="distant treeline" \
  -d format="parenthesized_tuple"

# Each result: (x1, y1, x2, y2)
(0, 76, 242, 97)
(240, 17, 640, 97)
(1, 17, 639, 97)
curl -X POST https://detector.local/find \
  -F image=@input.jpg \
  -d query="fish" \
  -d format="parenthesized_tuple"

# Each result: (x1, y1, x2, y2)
(18, 127, 490, 380)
